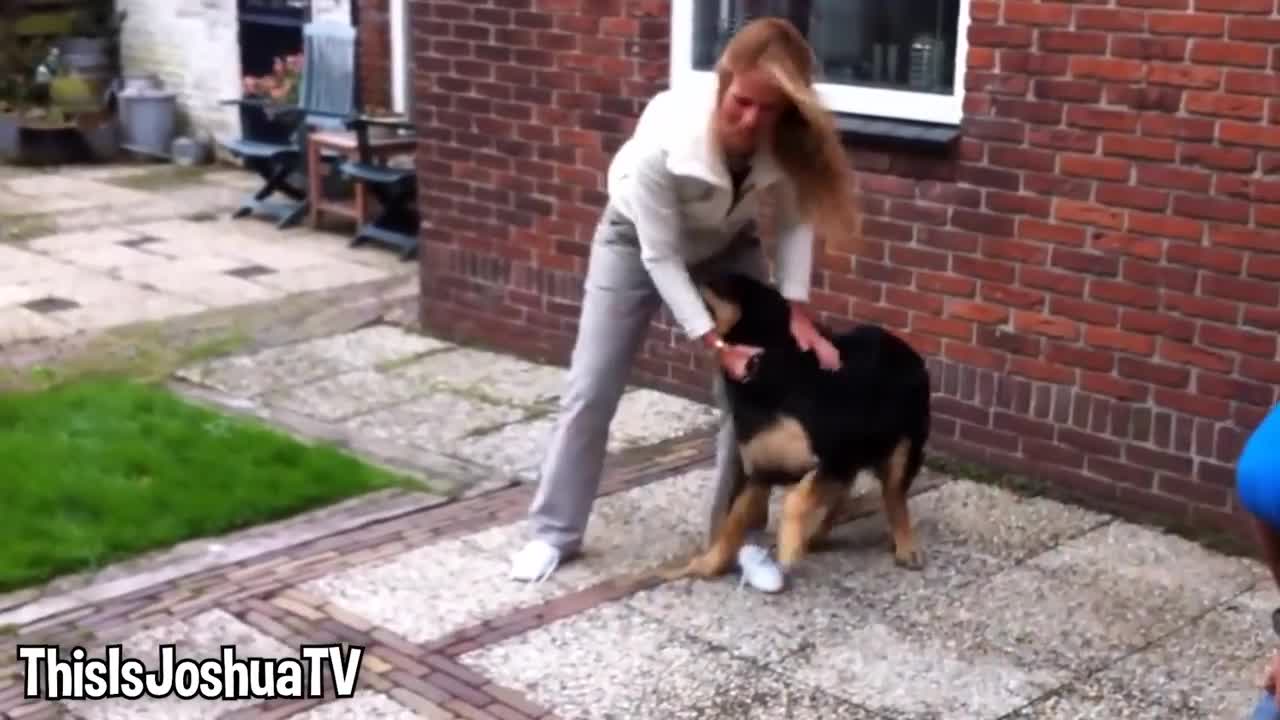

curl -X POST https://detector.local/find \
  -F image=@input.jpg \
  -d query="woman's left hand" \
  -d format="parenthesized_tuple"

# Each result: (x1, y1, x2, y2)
(790, 305, 841, 371)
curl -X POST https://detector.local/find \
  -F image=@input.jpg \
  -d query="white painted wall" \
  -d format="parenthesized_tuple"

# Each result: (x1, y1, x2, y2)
(117, 0, 352, 146)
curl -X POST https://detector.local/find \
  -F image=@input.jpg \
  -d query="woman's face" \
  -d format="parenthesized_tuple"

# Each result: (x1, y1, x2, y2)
(715, 67, 786, 156)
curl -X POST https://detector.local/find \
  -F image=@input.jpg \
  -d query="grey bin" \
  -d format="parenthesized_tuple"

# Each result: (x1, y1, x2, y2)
(118, 87, 177, 158)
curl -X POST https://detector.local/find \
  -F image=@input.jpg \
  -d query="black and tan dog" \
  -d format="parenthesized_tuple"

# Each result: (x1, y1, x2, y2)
(664, 272, 932, 584)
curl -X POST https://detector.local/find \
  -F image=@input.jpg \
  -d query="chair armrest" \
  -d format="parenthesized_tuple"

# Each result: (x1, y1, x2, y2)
(346, 114, 415, 133)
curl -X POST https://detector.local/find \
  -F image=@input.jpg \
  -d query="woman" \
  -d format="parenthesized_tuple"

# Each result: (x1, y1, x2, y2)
(1238, 404, 1280, 718)
(510, 18, 860, 593)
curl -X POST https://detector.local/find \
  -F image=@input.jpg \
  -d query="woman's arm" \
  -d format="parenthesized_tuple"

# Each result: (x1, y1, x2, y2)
(629, 146, 719, 341)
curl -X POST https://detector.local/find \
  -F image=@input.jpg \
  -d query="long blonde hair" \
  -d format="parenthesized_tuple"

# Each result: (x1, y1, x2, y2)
(715, 17, 860, 255)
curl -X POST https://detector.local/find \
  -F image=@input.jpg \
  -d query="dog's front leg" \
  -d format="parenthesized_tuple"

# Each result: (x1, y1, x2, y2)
(660, 482, 770, 581)
(777, 469, 826, 570)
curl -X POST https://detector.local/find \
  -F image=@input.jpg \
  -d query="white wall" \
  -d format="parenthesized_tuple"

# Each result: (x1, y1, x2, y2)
(117, 0, 352, 145)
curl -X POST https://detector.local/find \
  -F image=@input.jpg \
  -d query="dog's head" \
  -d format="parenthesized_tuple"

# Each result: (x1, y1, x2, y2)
(697, 272, 794, 349)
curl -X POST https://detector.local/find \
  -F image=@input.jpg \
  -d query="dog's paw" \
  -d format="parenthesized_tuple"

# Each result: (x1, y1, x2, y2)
(893, 545, 926, 571)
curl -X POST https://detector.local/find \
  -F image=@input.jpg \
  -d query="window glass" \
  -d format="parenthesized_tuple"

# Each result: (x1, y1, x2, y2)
(691, 0, 960, 96)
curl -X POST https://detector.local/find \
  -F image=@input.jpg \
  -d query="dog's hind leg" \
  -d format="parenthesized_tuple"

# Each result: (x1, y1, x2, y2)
(879, 438, 925, 570)
(660, 482, 770, 582)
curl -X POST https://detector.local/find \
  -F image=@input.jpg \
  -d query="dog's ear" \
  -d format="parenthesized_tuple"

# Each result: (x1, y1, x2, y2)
(698, 282, 742, 337)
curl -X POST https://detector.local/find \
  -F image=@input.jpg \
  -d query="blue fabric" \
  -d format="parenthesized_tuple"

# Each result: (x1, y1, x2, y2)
(1250, 691, 1280, 720)
(1238, 404, 1280, 530)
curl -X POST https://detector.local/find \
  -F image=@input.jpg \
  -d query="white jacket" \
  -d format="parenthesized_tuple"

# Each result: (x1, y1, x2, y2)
(605, 84, 816, 340)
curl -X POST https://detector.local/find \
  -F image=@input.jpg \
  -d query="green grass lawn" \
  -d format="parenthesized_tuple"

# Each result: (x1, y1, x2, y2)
(0, 378, 416, 592)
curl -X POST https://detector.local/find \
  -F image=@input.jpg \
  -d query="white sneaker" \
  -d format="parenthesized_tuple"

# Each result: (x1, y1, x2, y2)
(737, 544, 784, 593)
(511, 540, 561, 583)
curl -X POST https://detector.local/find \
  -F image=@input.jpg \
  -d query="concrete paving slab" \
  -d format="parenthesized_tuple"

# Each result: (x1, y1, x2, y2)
(249, 260, 388, 295)
(0, 245, 76, 286)
(608, 387, 720, 448)
(387, 347, 570, 408)
(0, 306, 73, 344)
(62, 608, 293, 720)
(460, 601, 878, 720)
(462, 467, 713, 589)
(344, 392, 530, 450)
(24, 227, 138, 254)
(263, 368, 436, 422)
(1021, 587, 1272, 717)
(175, 329, 402, 397)
(1028, 519, 1260, 611)
(897, 478, 1111, 562)
(880, 515, 1259, 676)
(296, 535, 566, 645)
(114, 261, 283, 308)
(784, 617, 1068, 718)
(447, 415, 553, 481)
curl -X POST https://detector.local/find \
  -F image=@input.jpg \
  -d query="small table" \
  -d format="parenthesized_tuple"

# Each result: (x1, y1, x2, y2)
(306, 129, 417, 229)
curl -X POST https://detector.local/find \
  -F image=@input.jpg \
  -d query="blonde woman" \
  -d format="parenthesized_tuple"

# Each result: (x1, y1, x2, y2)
(511, 18, 860, 592)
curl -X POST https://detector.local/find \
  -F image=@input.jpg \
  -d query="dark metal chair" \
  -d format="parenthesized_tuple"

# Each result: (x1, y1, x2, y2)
(217, 20, 357, 229)
(338, 115, 419, 261)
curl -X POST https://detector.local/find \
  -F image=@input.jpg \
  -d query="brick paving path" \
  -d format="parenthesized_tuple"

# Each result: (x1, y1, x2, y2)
(1, 429, 715, 719)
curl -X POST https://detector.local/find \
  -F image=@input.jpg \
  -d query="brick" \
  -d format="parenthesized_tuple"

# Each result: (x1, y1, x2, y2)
(969, 24, 1035, 48)
(1135, 164, 1212, 193)
(1076, 7, 1146, 32)
(1102, 134, 1177, 161)
(1054, 294, 1116, 325)
(1091, 278, 1160, 310)
(1171, 194, 1250, 223)
(1033, 79, 1103, 104)
(1149, 12, 1225, 36)
(1039, 30, 1109, 53)
(1004, 1, 1073, 25)
(1069, 56, 1145, 82)
(1054, 200, 1125, 230)
(1061, 154, 1130, 181)
(1187, 87, 1269, 117)
(1190, 40, 1270, 68)
(1067, 106, 1139, 133)
(1112, 36, 1187, 61)
(1157, 338, 1233, 371)
(1166, 243, 1244, 273)
(1148, 63, 1222, 89)
(1091, 233, 1163, 260)
(1179, 143, 1257, 172)
(1085, 326, 1156, 355)
(1220, 121, 1280, 149)
(1196, 0, 1271, 10)
(1095, 183, 1169, 212)
(1118, 357, 1191, 389)
(1228, 17, 1280, 42)
(1225, 70, 1280, 96)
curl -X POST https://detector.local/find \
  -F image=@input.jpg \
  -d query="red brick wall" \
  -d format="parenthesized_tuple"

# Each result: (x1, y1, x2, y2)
(411, 0, 1280, 536)
(357, 0, 393, 110)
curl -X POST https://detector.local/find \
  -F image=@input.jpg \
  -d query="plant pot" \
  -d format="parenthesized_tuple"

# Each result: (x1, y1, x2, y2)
(78, 115, 120, 162)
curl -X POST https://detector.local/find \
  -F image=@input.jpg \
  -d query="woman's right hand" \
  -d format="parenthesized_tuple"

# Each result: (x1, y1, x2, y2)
(718, 343, 763, 381)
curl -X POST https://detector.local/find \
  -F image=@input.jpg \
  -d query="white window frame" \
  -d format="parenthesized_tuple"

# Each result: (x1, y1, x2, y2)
(669, 0, 971, 126)
(390, 0, 410, 115)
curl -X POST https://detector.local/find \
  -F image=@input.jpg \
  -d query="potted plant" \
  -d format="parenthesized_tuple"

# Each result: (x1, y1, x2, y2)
(238, 52, 303, 144)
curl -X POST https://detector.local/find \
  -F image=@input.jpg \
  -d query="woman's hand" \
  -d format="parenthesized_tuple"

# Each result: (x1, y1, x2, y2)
(789, 304, 841, 371)
(1263, 650, 1280, 693)
(718, 343, 763, 381)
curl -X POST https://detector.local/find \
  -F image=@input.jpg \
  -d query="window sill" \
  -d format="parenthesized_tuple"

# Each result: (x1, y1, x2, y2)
(834, 113, 960, 152)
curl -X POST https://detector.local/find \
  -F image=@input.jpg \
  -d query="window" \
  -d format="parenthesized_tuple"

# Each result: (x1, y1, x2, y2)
(670, 0, 971, 126)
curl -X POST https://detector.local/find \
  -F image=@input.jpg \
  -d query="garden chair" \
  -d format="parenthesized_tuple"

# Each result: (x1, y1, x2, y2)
(218, 20, 357, 229)
(338, 115, 419, 260)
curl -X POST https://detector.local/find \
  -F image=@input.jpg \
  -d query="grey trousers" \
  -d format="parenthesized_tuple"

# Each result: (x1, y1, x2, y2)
(527, 206, 770, 555)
